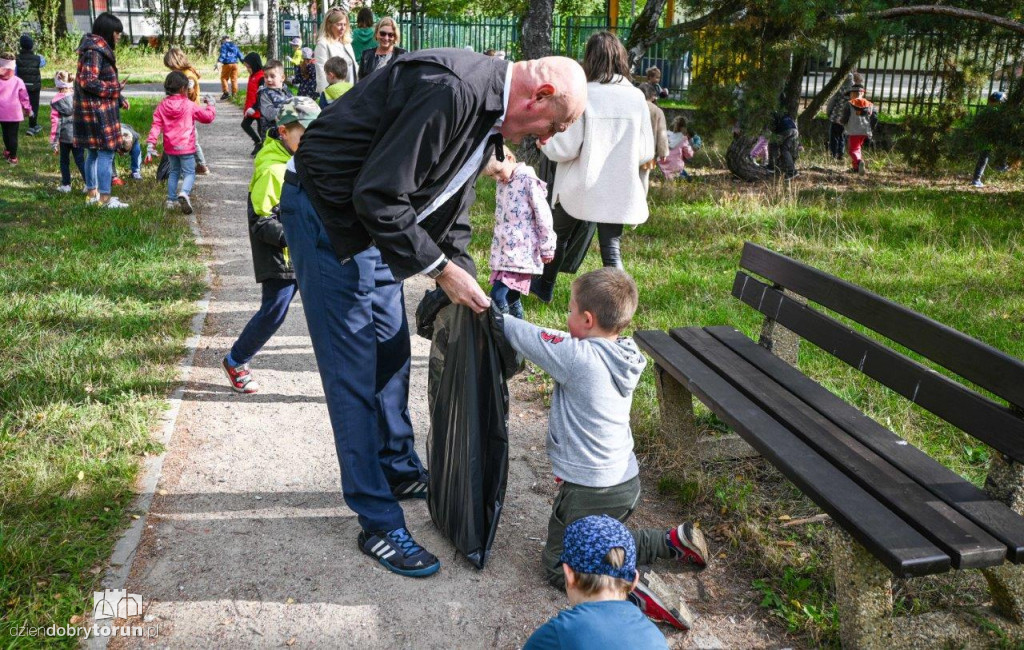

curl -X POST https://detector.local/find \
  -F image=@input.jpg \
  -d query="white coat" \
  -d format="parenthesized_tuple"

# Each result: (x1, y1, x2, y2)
(313, 38, 358, 92)
(540, 75, 653, 225)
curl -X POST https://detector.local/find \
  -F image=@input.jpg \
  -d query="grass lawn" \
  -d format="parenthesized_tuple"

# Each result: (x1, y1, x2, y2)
(471, 144, 1024, 646)
(0, 101, 205, 646)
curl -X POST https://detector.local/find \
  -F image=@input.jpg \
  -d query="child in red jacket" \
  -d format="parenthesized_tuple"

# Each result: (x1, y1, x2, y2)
(146, 71, 216, 214)
(241, 52, 265, 156)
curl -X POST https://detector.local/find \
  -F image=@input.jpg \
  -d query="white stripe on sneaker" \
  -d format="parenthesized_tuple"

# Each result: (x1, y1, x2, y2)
(371, 540, 386, 554)
(403, 484, 417, 494)
(381, 549, 396, 560)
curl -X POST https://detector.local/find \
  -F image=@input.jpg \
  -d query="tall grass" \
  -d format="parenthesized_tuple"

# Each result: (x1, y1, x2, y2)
(0, 101, 204, 646)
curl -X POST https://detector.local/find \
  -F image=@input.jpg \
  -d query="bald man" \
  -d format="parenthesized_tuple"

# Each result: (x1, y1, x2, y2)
(279, 48, 586, 577)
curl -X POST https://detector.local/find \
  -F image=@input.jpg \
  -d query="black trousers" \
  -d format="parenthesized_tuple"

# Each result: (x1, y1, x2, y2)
(828, 122, 845, 159)
(974, 150, 990, 183)
(1, 121, 19, 158)
(241, 116, 260, 144)
(27, 87, 40, 129)
(538, 203, 625, 288)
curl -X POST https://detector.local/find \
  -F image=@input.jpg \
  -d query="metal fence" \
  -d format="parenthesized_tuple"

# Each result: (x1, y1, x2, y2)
(276, 12, 1023, 114)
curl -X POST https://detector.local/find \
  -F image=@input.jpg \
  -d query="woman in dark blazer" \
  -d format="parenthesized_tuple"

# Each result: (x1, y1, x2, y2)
(357, 17, 406, 81)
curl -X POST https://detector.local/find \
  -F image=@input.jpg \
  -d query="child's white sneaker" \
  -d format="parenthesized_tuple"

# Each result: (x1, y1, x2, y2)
(85, 194, 100, 205)
(102, 197, 130, 209)
(131, 172, 144, 180)
(177, 192, 193, 215)
(164, 199, 178, 210)
(57, 184, 72, 193)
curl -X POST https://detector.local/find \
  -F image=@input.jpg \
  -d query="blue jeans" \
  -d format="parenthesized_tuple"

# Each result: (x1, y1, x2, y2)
(280, 181, 424, 533)
(59, 143, 86, 186)
(84, 148, 116, 194)
(166, 154, 196, 201)
(229, 278, 297, 365)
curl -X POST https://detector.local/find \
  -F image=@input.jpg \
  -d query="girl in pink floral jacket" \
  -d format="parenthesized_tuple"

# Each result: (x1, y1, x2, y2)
(484, 149, 556, 318)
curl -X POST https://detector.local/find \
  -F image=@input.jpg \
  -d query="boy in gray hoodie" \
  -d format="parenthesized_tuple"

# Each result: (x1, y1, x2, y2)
(502, 268, 709, 631)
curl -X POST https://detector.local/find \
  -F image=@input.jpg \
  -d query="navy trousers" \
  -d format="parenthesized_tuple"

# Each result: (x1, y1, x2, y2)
(229, 278, 297, 365)
(280, 181, 425, 532)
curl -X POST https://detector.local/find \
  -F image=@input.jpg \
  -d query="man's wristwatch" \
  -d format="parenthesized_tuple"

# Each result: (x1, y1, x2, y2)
(425, 257, 449, 280)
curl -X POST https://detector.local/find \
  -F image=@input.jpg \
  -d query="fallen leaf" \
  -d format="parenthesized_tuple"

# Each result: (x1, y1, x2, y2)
(131, 514, 141, 520)
(89, 566, 102, 575)
(286, 638, 296, 647)
(70, 615, 84, 625)
(77, 471, 85, 481)
(286, 597, 294, 605)
(777, 541, 797, 548)
(158, 489, 168, 496)
(778, 515, 792, 521)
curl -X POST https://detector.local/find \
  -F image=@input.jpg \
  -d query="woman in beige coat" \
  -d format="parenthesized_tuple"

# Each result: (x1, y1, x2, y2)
(533, 31, 653, 302)
(314, 6, 358, 92)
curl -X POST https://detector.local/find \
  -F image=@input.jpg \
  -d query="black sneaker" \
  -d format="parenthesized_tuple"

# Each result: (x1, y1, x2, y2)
(391, 477, 428, 500)
(220, 92, 230, 100)
(358, 528, 440, 577)
(508, 299, 524, 319)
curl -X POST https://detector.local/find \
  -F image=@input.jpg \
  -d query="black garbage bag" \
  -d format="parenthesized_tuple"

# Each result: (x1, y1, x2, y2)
(537, 151, 595, 275)
(426, 304, 521, 569)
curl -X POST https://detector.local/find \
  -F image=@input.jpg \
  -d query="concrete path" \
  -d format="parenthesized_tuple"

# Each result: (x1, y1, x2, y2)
(108, 99, 777, 649)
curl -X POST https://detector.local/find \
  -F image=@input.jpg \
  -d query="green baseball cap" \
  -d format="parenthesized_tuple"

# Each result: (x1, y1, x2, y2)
(277, 96, 321, 129)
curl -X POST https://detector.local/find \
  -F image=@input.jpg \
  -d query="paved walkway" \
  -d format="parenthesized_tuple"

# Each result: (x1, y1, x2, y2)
(109, 100, 771, 649)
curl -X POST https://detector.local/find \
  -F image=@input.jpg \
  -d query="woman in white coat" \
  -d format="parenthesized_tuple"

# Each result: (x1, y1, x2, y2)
(533, 31, 653, 302)
(314, 6, 358, 92)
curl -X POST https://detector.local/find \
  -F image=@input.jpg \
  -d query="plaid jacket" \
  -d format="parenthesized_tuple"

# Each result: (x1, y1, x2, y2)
(72, 34, 123, 151)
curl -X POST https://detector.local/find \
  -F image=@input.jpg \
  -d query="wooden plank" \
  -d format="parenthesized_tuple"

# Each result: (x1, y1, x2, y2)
(673, 327, 1007, 570)
(732, 272, 1024, 463)
(634, 330, 951, 577)
(707, 325, 1024, 562)
(738, 242, 1024, 409)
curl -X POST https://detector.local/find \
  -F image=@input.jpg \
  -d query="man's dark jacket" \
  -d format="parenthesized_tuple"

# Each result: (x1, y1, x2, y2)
(293, 48, 509, 280)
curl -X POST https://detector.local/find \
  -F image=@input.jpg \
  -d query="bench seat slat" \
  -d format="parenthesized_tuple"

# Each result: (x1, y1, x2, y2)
(732, 272, 1024, 463)
(672, 327, 1008, 570)
(635, 330, 951, 578)
(739, 243, 1024, 409)
(706, 325, 1024, 562)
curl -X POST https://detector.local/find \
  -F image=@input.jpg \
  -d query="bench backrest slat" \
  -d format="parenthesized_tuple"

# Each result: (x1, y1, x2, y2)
(733, 272, 1024, 462)
(739, 243, 1024, 410)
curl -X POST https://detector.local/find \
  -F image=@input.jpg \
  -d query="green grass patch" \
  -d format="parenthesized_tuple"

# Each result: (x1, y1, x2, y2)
(0, 101, 205, 646)
(469, 153, 1024, 645)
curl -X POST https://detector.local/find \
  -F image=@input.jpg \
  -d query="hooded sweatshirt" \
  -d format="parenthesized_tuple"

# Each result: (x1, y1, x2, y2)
(503, 316, 646, 487)
(50, 90, 74, 143)
(147, 93, 216, 155)
(0, 74, 30, 122)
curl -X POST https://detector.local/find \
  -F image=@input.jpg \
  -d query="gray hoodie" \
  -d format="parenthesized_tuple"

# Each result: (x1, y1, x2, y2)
(503, 316, 646, 488)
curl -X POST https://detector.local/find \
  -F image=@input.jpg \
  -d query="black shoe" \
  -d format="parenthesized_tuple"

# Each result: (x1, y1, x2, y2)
(358, 528, 440, 577)
(508, 299, 524, 319)
(530, 277, 554, 303)
(391, 476, 428, 500)
(220, 92, 230, 100)
(250, 142, 261, 157)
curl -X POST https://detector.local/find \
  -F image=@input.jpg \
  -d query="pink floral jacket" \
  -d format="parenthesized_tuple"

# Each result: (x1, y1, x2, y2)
(489, 163, 557, 275)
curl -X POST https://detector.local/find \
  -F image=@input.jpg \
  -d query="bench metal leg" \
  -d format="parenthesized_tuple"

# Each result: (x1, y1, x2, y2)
(653, 365, 758, 468)
(757, 286, 804, 367)
(983, 452, 1024, 623)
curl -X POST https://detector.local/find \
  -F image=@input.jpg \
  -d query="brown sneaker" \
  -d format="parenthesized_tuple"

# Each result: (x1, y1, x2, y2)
(222, 356, 259, 394)
(196, 164, 210, 175)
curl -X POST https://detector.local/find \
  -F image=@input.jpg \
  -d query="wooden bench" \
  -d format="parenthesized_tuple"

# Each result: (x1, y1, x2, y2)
(635, 242, 1024, 648)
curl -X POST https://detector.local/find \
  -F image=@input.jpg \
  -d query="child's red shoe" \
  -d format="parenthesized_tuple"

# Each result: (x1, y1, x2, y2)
(667, 523, 709, 569)
(111, 177, 125, 186)
(629, 574, 694, 630)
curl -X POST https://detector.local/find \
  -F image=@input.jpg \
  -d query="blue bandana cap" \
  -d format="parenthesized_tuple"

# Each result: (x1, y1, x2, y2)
(559, 515, 637, 582)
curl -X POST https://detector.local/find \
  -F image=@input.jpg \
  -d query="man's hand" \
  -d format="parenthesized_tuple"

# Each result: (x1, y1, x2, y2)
(435, 262, 490, 314)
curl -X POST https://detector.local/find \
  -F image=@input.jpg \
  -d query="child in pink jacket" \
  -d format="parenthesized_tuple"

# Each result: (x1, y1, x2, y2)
(483, 147, 556, 319)
(0, 53, 32, 164)
(145, 70, 216, 214)
(657, 115, 695, 181)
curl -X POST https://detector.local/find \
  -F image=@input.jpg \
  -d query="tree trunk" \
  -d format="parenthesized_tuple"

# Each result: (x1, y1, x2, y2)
(267, 0, 279, 60)
(726, 135, 773, 182)
(781, 53, 806, 117)
(798, 52, 858, 131)
(623, 0, 667, 67)
(520, 0, 554, 60)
